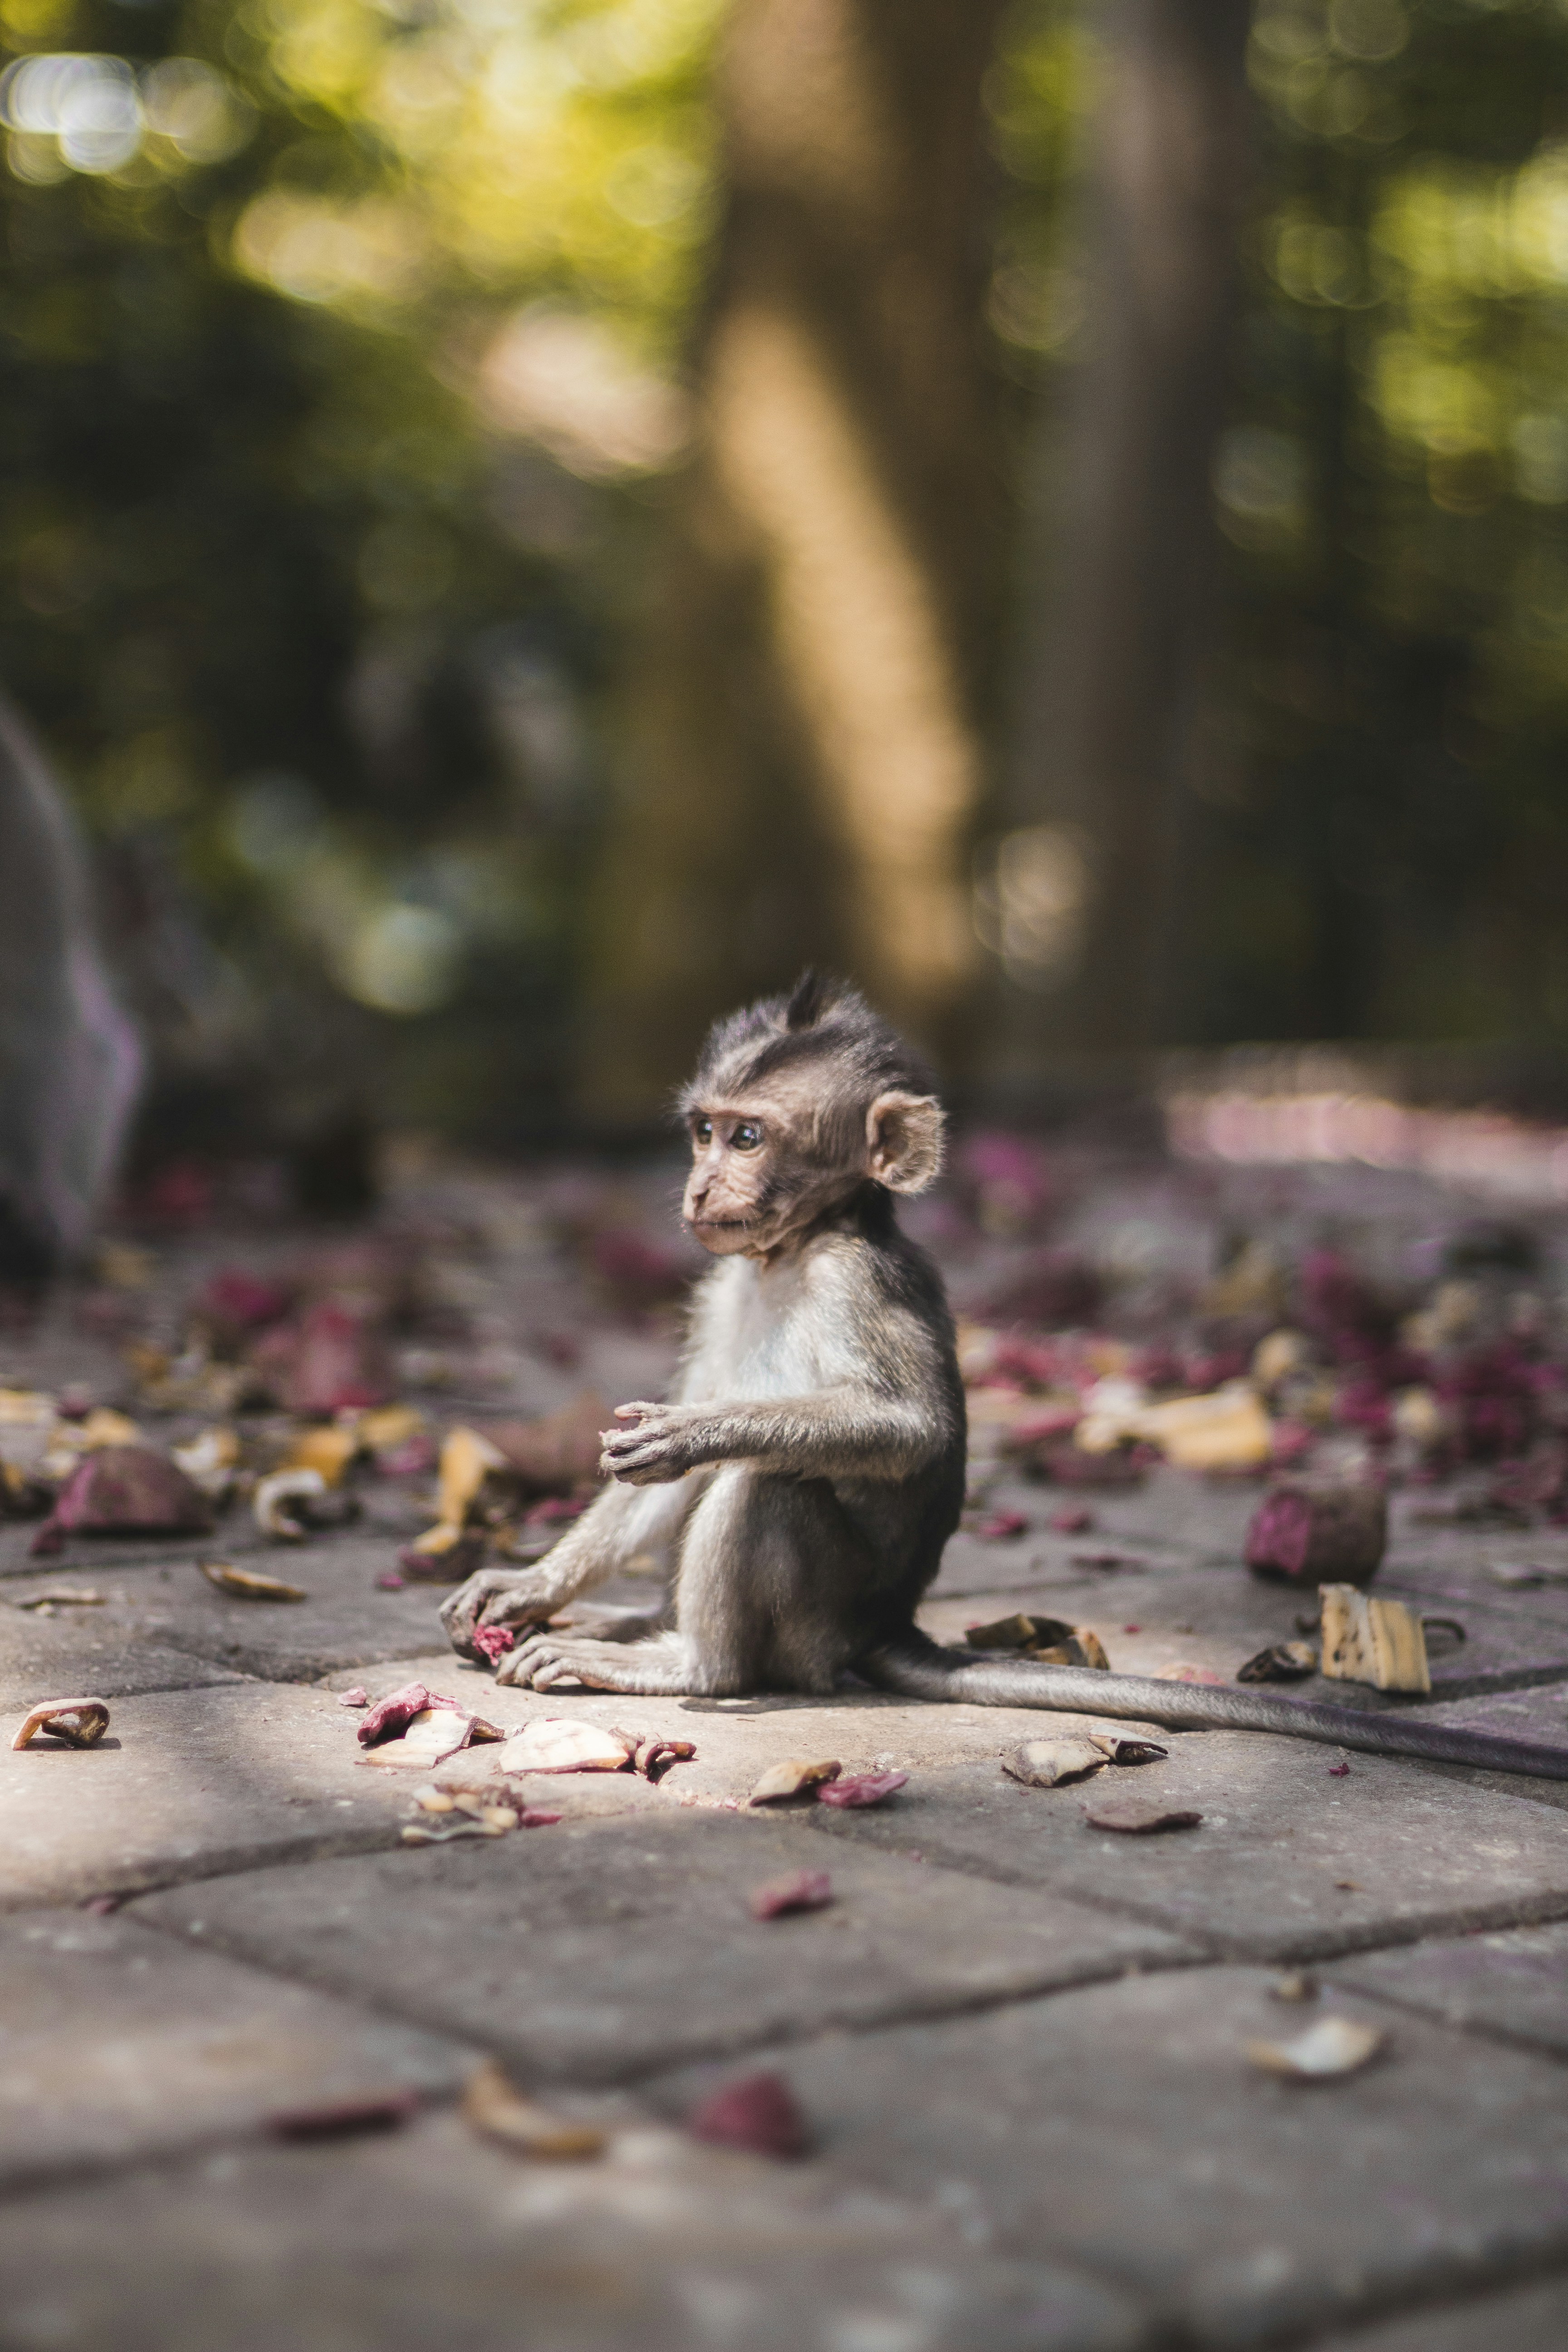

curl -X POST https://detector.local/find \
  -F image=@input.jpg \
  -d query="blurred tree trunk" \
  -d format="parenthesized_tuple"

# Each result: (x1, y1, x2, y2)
(994, 0, 1254, 1062)
(581, 0, 1008, 1117)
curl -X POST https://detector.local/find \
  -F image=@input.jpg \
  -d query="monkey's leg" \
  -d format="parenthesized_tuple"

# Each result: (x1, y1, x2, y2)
(865, 1632, 1568, 1783)
(441, 1474, 704, 1658)
(504, 1465, 845, 1695)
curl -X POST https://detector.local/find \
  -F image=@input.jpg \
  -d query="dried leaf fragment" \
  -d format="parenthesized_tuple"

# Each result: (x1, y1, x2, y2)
(12, 1696, 110, 1750)
(965, 1612, 1070, 1651)
(1137, 1383, 1274, 1472)
(1319, 1584, 1431, 1693)
(462, 2060, 605, 2158)
(253, 1467, 327, 1542)
(1237, 1641, 1318, 1684)
(747, 1757, 842, 1805)
(267, 2092, 418, 2141)
(1245, 2015, 1384, 2081)
(816, 1770, 907, 1808)
(1002, 1738, 1107, 1789)
(1083, 1798, 1202, 1834)
(170, 1425, 240, 1501)
(964, 1614, 1109, 1669)
(748, 1870, 833, 1920)
(687, 2071, 809, 2159)
(10, 1586, 106, 1611)
(199, 1560, 308, 1603)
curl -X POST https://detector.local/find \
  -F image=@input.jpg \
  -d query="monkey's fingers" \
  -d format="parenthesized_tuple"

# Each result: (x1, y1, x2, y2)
(611, 1401, 660, 1424)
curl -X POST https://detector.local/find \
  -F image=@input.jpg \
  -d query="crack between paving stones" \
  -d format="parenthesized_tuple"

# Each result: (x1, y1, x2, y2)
(121, 1900, 1213, 2087)
(799, 1817, 1568, 1965)
(0, 1822, 410, 1915)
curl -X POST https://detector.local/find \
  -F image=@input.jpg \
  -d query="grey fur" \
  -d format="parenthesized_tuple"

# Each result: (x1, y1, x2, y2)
(441, 983, 1568, 1784)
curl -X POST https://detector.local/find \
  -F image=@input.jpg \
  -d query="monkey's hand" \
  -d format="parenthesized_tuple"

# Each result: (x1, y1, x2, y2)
(439, 1566, 570, 1658)
(600, 1402, 709, 1485)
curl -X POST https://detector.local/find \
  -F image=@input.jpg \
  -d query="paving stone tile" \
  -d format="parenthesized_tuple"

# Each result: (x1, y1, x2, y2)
(0, 1577, 250, 1709)
(0, 1681, 651, 1910)
(0, 1908, 471, 2187)
(654, 1966, 1568, 2349)
(0, 2112, 1145, 2352)
(1328, 1919, 1568, 2060)
(135, 1531, 467, 1680)
(799, 1733, 1568, 1960)
(1309, 2274, 1568, 2352)
(133, 1808, 1195, 2084)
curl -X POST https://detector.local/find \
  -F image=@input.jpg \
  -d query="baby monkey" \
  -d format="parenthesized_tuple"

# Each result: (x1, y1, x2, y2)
(443, 976, 1568, 1783)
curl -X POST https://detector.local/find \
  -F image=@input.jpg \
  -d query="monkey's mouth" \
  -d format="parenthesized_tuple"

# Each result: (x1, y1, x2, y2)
(687, 1216, 753, 1232)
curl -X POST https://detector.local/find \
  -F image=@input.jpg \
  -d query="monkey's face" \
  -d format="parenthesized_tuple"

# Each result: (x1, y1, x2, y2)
(681, 1104, 801, 1255)
(681, 1083, 945, 1257)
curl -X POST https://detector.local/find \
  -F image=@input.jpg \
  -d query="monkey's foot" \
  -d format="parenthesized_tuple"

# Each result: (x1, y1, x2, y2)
(499, 1630, 691, 1694)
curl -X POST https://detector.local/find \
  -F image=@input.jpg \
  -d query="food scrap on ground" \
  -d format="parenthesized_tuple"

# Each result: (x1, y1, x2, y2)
(748, 1870, 834, 1920)
(461, 2062, 605, 2158)
(1319, 1584, 1432, 1693)
(747, 1758, 843, 1805)
(11, 1697, 111, 1750)
(816, 1770, 908, 1808)
(199, 1560, 308, 1602)
(1245, 2017, 1385, 2081)
(686, 2072, 810, 2159)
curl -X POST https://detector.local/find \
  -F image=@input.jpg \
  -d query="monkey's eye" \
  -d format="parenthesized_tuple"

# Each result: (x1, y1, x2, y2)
(731, 1122, 762, 1152)
(692, 1117, 713, 1146)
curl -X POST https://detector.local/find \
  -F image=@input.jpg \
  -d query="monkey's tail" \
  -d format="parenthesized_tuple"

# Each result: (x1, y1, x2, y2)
(862, 1630, 1568, 1783)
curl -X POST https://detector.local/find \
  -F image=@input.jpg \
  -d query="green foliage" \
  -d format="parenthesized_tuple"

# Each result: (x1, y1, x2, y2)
(0, 0, 721, 1132)
(991, 0, 1568, 1047)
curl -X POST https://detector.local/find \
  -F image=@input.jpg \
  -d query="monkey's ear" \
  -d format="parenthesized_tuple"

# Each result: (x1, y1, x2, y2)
(866, 1092, 945, 1194)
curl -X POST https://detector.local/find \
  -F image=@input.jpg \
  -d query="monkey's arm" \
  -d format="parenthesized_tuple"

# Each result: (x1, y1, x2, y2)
(865, 1632, 1568, 1784)
(440, 1475, 700, 1657)
(601, 1390, 943, 1485)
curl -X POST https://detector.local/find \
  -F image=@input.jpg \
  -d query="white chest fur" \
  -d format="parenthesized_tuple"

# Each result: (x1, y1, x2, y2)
(688, 1254, 832, 1402)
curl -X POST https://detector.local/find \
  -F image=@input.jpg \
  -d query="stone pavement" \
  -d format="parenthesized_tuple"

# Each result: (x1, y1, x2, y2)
(4, 1168, 1568, 2349)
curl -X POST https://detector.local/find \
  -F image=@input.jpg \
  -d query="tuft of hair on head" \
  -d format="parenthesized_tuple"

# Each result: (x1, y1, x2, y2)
(784, 968, 829, 1031)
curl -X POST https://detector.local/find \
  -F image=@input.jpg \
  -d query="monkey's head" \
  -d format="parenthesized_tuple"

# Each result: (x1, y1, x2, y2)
(677, 972, 945, 1257)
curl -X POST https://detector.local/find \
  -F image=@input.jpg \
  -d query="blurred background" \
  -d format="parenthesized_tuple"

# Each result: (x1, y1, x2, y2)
(5, 0, 1568, 1227)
